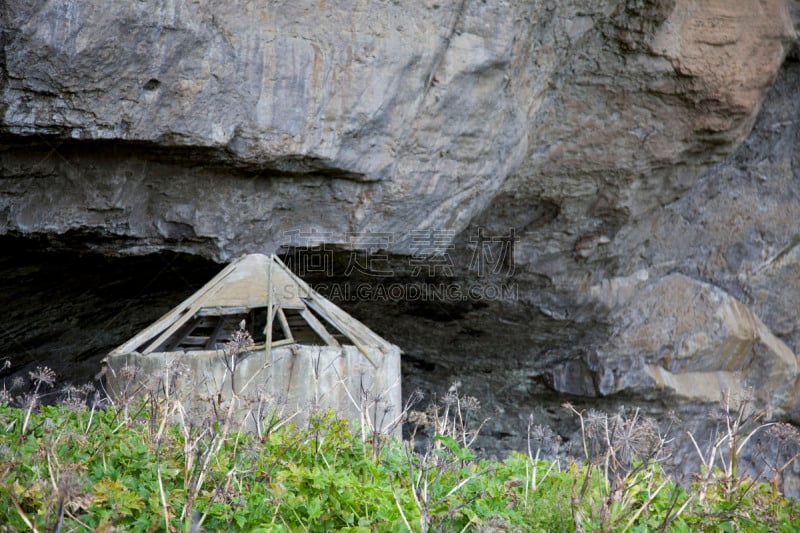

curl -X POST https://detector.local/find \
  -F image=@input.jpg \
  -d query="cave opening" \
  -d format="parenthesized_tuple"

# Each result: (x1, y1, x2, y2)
(0, 235, 221, 386)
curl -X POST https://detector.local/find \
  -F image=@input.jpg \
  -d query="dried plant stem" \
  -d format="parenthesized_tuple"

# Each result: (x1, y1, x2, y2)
(11, 495, 40, 533)
(157, 462, 171, 532)
(390, 479, 414, 532)
(623, 477, 669, 530)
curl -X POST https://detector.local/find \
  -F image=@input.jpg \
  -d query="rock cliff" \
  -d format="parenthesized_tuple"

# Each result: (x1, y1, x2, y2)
(2, 0, 800, 482)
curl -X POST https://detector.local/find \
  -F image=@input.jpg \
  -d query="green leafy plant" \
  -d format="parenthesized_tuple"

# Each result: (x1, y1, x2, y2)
(2, 359, 800, 532)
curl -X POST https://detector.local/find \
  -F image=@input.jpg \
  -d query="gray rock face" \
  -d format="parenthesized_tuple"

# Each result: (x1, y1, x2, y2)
(2, 0, 800, 484)
(2, 0, 548, 251)
(3, 0, 792, 253)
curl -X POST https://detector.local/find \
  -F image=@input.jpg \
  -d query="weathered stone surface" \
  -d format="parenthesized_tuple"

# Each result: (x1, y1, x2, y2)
(1, 0, 800, 481)
(1, 0, 794, 254)
(608, 56, 800, 381)
(588, 273, 799, 413)
(2, 0, 544, 252)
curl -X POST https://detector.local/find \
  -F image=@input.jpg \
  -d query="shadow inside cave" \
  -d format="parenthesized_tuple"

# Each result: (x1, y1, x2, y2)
(0, 235, 221, 387)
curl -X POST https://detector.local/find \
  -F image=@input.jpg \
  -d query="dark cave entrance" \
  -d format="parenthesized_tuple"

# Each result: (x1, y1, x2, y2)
(0, 235, 221, 386)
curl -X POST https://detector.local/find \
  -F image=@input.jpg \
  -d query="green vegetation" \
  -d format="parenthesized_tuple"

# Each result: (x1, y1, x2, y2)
(3, 355, 800, 532)
(2, 380, 800, 532)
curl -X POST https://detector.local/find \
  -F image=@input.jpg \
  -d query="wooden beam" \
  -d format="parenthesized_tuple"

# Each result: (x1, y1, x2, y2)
(142, 284, 224, 355)
(270, 338, 296, 348)
(299, 308, 340, 347)
(110, 260, 239, 355)
(204, 316, 226, 350)
(276, 307, 294, 343)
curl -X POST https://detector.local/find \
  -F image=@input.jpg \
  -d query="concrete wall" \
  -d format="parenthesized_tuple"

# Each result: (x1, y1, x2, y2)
(104, 344, 402, 437)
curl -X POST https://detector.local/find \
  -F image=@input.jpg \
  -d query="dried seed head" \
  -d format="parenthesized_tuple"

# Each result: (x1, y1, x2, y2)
(461, 395, 481, 411)
(16, 392, 39, 410)
(227, 324, 255, 357)
(64, 396, 85, 412)
(612, 412, 661, 463)
(29, 366, 56, 388)
(585, 409, 606, 439)
(407, 410, 430, 429)
(530, 424, 562, 454)
(767, 422, 800, 443)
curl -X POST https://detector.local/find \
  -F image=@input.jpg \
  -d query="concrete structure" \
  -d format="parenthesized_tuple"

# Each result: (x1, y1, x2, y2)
(104, 254, 402, 435)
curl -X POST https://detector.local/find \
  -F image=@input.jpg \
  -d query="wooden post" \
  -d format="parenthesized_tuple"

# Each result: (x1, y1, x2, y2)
(265, 255, 273, 363)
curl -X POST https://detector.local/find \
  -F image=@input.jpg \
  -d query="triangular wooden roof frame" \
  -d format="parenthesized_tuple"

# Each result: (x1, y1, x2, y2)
(109, 254, 394, 366)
